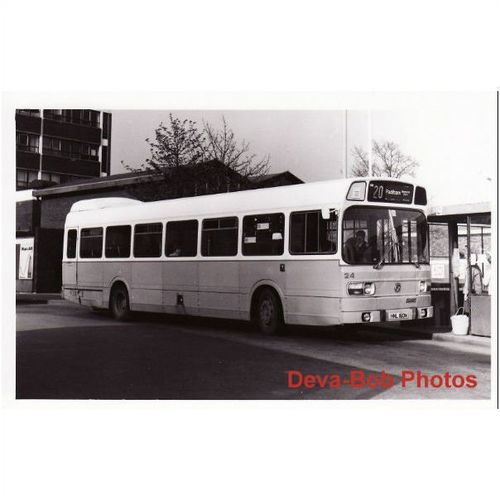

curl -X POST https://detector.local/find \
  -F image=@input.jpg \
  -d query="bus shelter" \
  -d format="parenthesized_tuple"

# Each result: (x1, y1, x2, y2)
(428, 202, 491, 336)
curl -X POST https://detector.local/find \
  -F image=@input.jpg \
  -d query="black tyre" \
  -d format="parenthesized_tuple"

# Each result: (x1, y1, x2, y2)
(110, 284, 131, 321)
(256, 288, 283, 335)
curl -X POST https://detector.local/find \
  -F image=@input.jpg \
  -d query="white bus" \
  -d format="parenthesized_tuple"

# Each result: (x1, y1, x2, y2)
(62, 177, 433, 334)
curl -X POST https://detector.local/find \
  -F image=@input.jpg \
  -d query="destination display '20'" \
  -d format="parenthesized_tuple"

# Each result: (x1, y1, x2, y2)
(367, 181, 414, 204)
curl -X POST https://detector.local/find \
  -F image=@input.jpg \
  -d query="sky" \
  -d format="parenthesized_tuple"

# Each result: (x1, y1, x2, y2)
(110, 93, 496, 207)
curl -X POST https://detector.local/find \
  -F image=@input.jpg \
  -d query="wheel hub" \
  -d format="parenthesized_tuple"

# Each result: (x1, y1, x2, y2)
(260, 299, 274, 325)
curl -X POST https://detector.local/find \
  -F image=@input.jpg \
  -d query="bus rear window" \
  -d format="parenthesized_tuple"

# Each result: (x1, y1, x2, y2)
(105, 225, 131, 258)
(201, 217, 238, 257)
(242, 213, 284, 256)
(290, 210, 338, 254)
(166, 220, 198, 257)
(134, 223, 163, 258)
(66, 229, 77, 258)
(80, 227, 103, 258)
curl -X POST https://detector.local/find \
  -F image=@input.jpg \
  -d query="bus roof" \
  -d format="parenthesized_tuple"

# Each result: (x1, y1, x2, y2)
(65, 177, 425, 227)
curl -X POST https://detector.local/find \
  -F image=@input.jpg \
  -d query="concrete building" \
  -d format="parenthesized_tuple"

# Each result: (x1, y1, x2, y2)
(16, 109, 112, 190)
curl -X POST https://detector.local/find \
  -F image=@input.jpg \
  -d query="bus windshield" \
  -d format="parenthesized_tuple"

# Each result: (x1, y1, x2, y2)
(342, 206, 429, 266)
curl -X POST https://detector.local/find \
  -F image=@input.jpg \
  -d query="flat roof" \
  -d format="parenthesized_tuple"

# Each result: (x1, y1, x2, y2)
(32, 171, 157, 197)
(429, 201, 491, 217)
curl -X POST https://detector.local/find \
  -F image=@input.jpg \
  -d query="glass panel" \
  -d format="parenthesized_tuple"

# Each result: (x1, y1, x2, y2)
(290, 210, 338, 254)
(342, 206, 429, 265)
(133, 223, 162, 257)
(80, 227, 103, 258)
(67, 229, 77, 258)
(201, 217, 238, 256)
(166, 220, 198, 257)
(105, 225, 131, 258)
(242, 213, 284, 256)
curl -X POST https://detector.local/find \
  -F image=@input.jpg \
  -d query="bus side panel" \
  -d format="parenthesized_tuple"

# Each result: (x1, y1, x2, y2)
(198, 261, 240, 319)
(62, 262, 77, 288)
(62, 262, 79, 304)
(285, 260, 342, 326)
(239, 260, 286, 321)
(131, 262, 163, 312)
(102, 261, 133, 309)
(162, 261, 199, 315)
(77, 261, 104, 307)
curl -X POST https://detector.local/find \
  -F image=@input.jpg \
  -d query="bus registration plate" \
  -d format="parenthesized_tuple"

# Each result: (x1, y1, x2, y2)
(387, 309, 412, 321)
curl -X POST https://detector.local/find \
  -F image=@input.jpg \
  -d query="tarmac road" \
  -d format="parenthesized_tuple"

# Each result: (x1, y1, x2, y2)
(16, 301, 491, 400)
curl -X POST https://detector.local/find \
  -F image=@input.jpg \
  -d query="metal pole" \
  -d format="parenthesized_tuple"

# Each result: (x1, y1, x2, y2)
(448, 221, 458, 321)
(38, 109, 44, 180)
(466, 215, 472, 334)
(368, 110, 373, 177)
(344, 110, 348, 178)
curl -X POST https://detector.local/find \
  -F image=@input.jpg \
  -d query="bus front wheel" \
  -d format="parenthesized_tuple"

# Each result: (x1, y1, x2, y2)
(110, 284, 131, 321)
(256, 288, 283, 335)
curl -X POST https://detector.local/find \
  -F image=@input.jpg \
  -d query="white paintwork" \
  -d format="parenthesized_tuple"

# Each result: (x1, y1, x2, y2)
(15, 189, 35, 202)
(62, 177, 433, 326)
(65, 177, 428, 227)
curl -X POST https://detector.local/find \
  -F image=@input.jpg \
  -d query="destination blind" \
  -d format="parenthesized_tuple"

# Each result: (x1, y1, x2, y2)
(367, 181, 414, 204)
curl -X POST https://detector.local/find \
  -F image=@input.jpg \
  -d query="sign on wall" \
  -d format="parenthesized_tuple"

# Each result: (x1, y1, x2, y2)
(17, 237, 34, 280)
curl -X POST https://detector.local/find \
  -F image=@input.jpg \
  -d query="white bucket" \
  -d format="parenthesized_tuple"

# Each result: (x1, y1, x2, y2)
(451, 307, 469, 335)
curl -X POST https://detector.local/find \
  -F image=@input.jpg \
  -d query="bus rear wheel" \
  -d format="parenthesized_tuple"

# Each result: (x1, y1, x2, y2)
(256, 289, 283, 335)
(110, 284, 131, 321)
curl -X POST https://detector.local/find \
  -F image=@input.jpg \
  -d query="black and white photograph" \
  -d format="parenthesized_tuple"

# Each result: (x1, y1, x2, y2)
(13, 100, 494, 400)
(2, 2, 500, 500)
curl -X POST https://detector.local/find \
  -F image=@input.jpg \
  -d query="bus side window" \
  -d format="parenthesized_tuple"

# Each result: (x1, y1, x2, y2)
(105, 225, 131, 258)
(133, 223, 163, 258)
(67, 229, 77, 258)
(290, 210, 337, 254)
(166, 220, 198, 257)
(80, 227, 103, 258)
(201, 217, 238, 257)
(242, 213, 284, 256)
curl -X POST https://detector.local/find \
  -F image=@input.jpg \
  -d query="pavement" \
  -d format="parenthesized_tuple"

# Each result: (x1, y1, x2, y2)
(16, 293, 61, 304)
(15, 300, 492, 400)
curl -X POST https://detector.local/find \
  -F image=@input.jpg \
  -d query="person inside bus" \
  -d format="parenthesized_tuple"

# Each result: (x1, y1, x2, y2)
(167, 239, 182, 257)
(365, 234, 379, 263)
(344, 230, 368, 263)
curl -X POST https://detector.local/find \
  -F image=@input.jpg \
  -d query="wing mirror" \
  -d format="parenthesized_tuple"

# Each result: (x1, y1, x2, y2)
(321, 208, 338, 220)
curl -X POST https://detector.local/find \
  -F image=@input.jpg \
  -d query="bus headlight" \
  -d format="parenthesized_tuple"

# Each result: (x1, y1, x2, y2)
(348, 282, 376, 295)
(419, 280, 431, 293)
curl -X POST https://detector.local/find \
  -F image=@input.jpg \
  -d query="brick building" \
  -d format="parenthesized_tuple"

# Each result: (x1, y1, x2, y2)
(16, 163, 303, 294)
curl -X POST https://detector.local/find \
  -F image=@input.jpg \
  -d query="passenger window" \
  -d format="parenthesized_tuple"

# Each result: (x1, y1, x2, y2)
(290, 210, 338, 254)
(166, 220, 198, 257)
(133, 223, 163, 258)
(105, 225, 131, 258)
(242, 213, 284, 256)
(67, 229, 77, 258)
(201, 217, 238, 256)
(80, 227, 103, 258)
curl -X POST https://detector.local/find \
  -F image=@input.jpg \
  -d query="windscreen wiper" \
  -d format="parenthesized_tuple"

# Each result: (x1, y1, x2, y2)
(373, 240, 398, 270)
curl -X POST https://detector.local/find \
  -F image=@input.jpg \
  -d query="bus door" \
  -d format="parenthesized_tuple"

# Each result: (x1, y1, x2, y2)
(285, 208, 340, 319)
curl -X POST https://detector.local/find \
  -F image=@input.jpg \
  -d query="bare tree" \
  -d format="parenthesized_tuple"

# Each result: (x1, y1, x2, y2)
(124, 114, 210, 199)
(203, 116, 270, 179)
(124, 114, 271, 200)
(351, 140, 418, 178)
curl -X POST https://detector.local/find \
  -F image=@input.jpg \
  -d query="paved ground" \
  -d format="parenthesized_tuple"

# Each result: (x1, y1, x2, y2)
(16, 301, 491, 400)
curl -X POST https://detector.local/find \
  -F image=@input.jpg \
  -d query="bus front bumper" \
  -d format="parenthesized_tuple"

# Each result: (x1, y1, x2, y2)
(341, 306, 433, 324)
